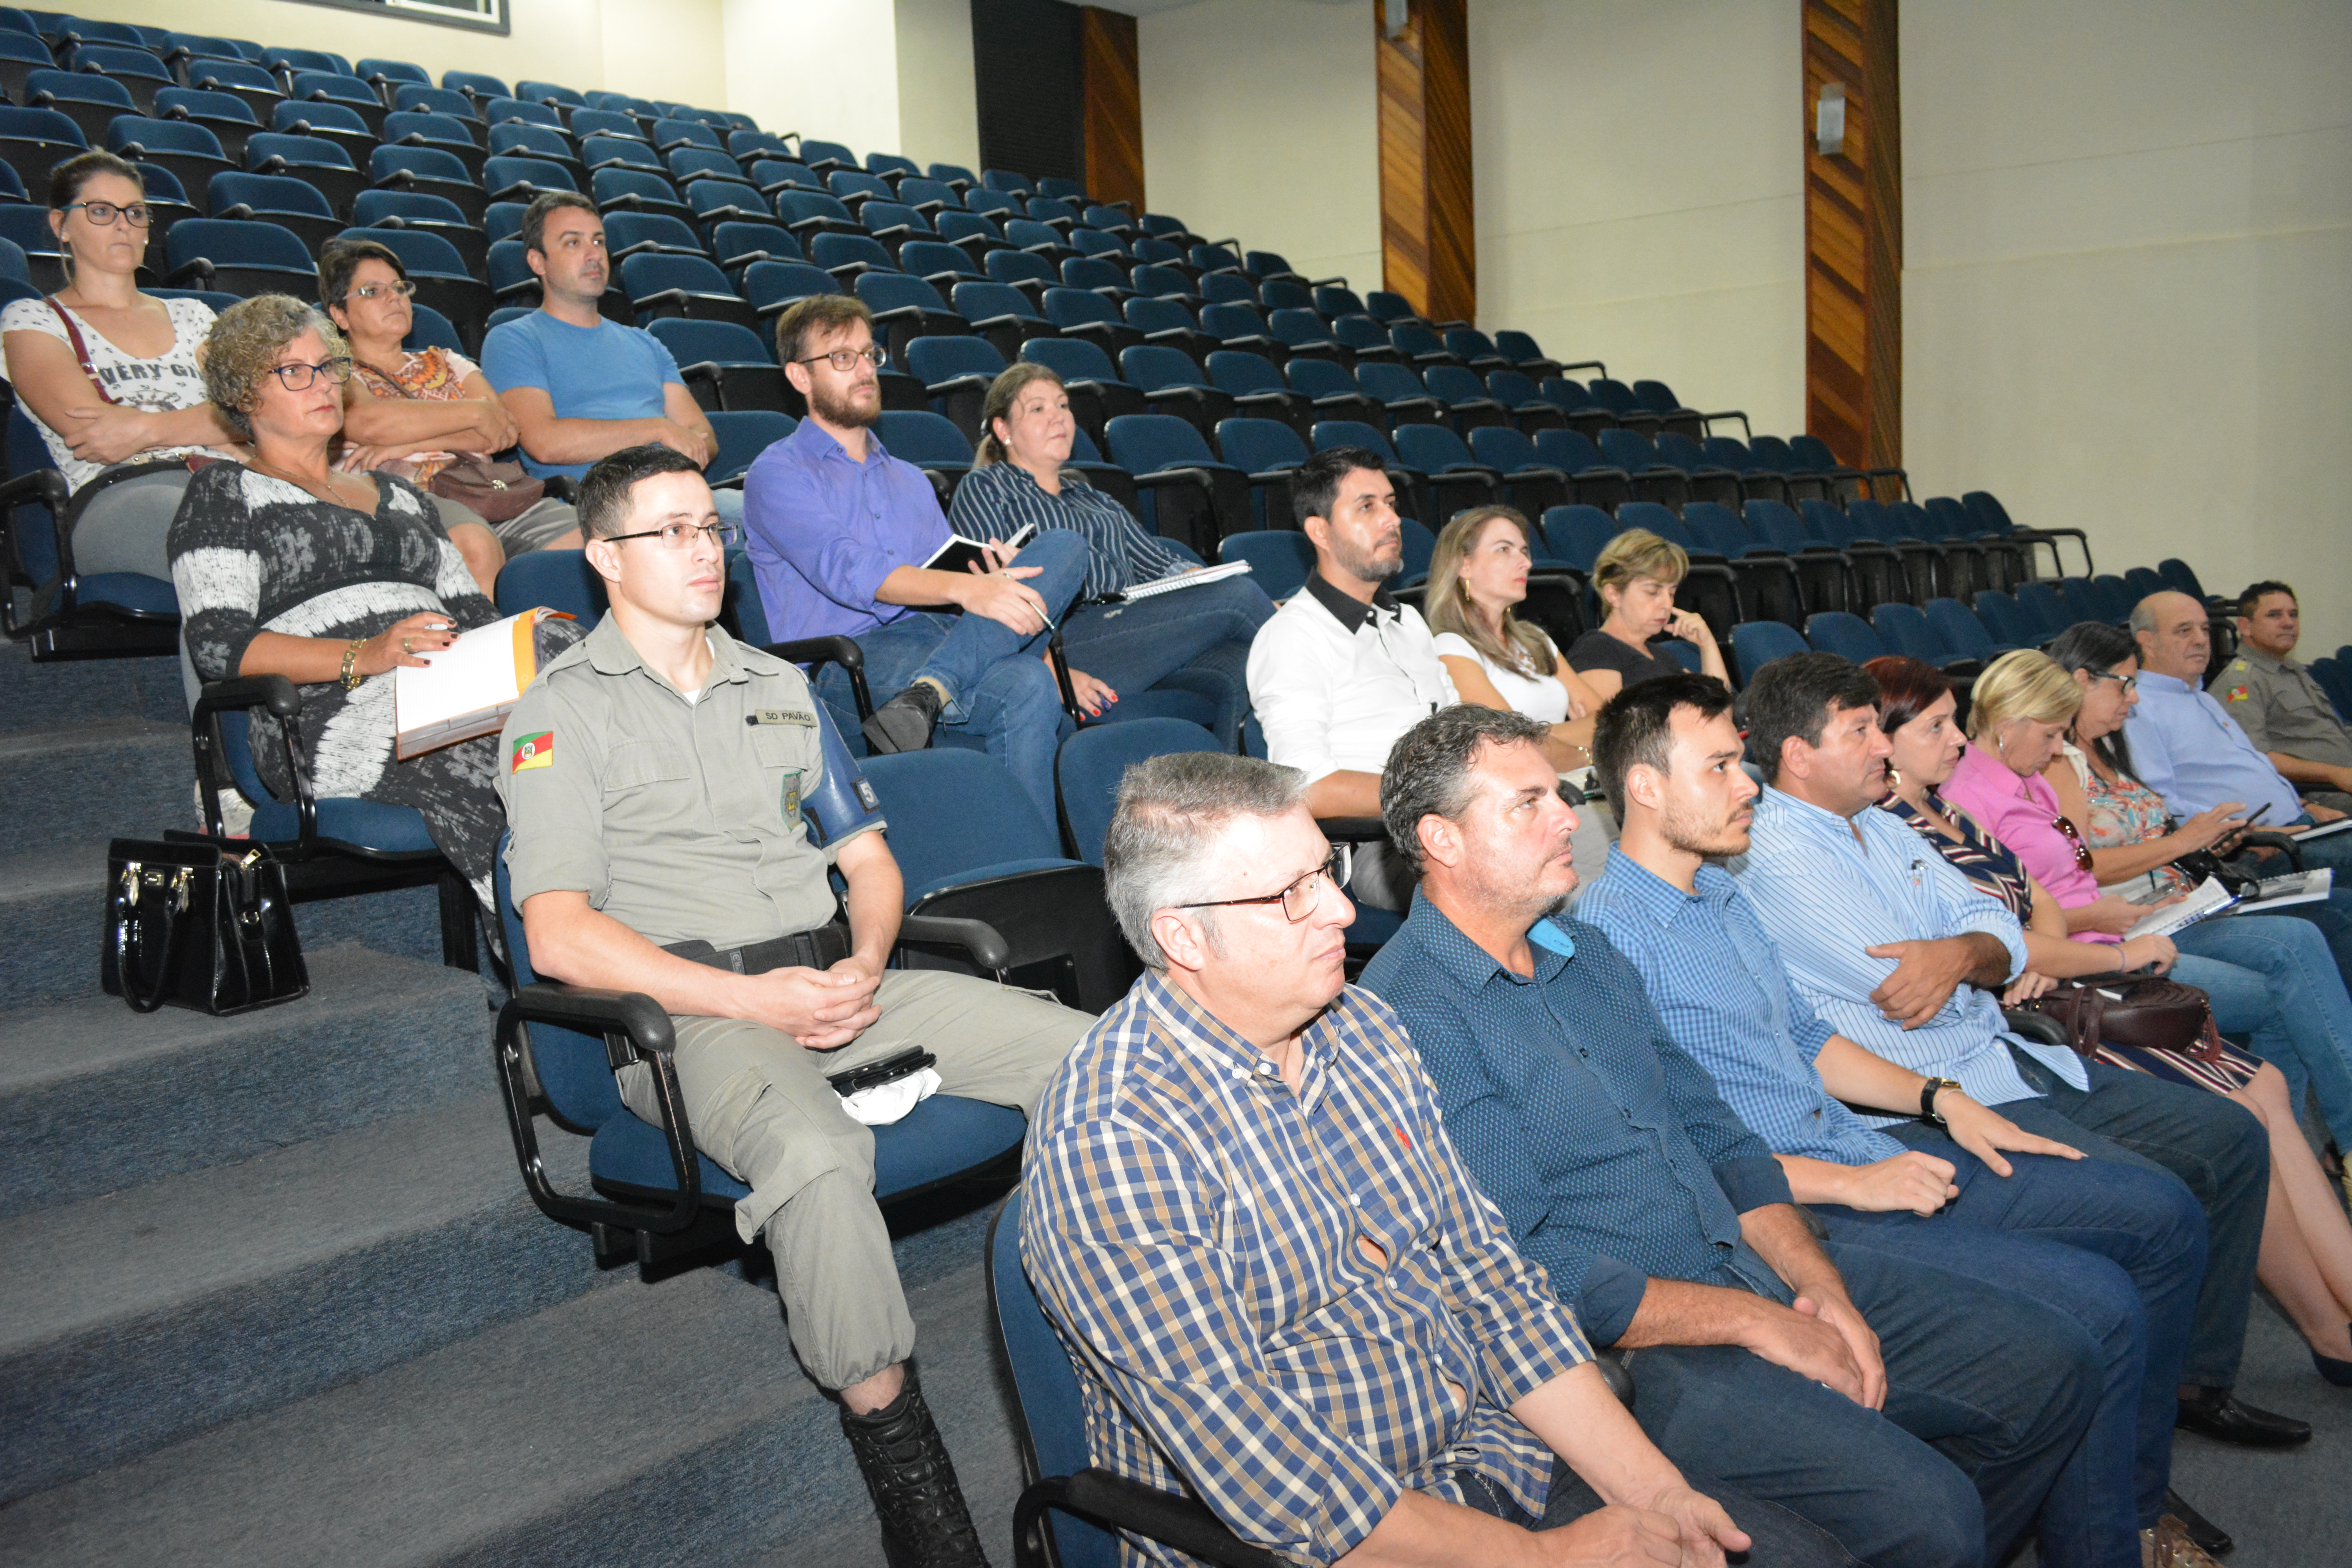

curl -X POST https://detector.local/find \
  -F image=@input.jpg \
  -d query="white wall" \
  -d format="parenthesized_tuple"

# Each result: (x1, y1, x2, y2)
(895, 0, 982, 174)
(78, 0, 728, 109)
(1905, 0, 2352, 649)
(1137, 0, 1379, 289)
(1470, 0, 1804, 438)
(722, 0, 901, 158)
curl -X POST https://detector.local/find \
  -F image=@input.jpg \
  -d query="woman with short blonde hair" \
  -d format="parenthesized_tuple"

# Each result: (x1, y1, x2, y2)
(1965, 648, 2085, 743)
(1567, 526, 1730, 699)
(1424, 504, 1604, 770)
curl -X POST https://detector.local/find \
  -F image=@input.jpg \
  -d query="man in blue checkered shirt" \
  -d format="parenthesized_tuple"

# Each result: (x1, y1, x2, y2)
(1575, 673, 2215, 1565)
(1021, 751, 1848, 1568)
(1364, 705, 2107, 1568)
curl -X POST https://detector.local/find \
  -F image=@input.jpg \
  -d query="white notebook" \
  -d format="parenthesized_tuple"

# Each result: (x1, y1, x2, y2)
(1122, 560, 1254, 601)
(2122, 876, 2239, 940)
(393, 608, 573, 759)
(2234, 867, 2335, 913)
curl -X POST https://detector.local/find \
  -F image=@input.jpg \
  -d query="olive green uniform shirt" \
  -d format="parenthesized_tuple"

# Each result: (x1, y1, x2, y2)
(495, 614, 882, 949)
(2209, 647, 2352, 770)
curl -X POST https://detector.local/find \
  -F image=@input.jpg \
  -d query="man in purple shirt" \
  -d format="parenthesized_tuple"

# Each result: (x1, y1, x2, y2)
(742, 295, 1087, 819)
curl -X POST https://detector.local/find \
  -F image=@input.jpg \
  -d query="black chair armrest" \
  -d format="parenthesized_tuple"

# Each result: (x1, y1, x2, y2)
(194, 673, 303, 723)
(1131, 466, 1229, 491)
(2237, 830, 2304, 871)
(541, 475, 579, 503)
(1317, 815, 1389, 842)
(2004, 1008, 2072, 1051)
(191, 675, 306, 839)
(1019, 1470, 1281, 1568)
(164, 256, 217, 288)
(898, 913, 1011, 973)
(764, 634, 874, 720)
(494, 982, 707, 1237)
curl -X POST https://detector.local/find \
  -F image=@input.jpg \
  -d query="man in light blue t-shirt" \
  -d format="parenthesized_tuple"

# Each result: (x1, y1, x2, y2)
(478, 193, 740, 519)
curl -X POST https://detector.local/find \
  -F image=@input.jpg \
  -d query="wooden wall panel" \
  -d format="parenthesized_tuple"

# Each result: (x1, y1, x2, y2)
(1804, 0, 1901, 470)
(1377, 0, 1473, 323)
(1079, 5, 1144, 212)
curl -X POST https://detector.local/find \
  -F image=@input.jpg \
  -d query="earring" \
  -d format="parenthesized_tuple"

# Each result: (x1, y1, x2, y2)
(1886, 764, 1904, 788)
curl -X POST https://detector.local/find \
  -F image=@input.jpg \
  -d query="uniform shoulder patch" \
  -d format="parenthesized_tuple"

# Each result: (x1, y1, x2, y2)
(2224, 685, 2251, 702)
(512, 730, 554, 771)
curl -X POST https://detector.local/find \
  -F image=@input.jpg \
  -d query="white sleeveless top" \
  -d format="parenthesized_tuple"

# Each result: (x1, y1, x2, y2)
(1433, 629, 1570, 724)
(1, 294, 219, 492)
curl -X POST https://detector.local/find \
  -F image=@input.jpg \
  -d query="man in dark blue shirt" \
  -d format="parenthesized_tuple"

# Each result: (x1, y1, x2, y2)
(1361, 706, 2103, 1568)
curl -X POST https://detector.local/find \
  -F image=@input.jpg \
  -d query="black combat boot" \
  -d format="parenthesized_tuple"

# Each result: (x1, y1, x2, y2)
(838, 1370, 990, 1568)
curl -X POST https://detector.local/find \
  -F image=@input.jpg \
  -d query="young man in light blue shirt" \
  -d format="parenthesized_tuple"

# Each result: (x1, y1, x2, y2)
(478, 193, 738, 519)
(1577, 672, 2218, 1561)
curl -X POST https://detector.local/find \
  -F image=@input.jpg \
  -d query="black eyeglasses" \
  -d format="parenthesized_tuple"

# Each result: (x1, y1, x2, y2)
(2051, 812, 2095, 874)
(796, 344, 887, 373)
(1178, 849, 1349, 925)
(65, 200, 151, 228)
(604, 520, 740, 551)
(266, 357, 354, 390)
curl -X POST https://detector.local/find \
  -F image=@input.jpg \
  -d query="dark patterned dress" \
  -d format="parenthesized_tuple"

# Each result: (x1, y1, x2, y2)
(167, 461, 582, 907)
(1881, 789, 2260, 1094)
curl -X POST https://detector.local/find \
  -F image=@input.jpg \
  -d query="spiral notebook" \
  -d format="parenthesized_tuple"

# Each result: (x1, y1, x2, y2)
(1116, 561, 1254, 601)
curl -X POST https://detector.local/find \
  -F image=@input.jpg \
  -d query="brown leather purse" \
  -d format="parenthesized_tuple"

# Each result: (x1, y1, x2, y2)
(2020, 976, 2223, 1063)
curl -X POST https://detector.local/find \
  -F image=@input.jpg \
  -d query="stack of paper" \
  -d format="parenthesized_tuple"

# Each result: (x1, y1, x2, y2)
(2235, 867, 2335, 913)
(393, 607, 573, 759)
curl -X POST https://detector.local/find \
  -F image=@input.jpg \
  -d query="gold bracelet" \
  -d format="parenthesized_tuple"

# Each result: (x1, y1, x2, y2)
(340, 637, 366, 690)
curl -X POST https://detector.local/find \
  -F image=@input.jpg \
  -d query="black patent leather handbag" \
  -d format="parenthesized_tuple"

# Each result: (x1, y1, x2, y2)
(102, 840, 308, 1014)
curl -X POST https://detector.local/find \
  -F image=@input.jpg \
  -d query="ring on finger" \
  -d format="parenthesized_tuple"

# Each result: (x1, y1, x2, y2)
(401, 636, 413, 653)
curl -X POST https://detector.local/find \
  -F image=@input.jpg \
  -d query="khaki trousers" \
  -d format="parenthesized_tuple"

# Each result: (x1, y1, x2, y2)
(618, 970, 1086, 1390)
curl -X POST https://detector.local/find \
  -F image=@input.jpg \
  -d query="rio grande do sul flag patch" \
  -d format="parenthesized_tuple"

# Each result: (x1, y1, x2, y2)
(511, 731, 553, 773)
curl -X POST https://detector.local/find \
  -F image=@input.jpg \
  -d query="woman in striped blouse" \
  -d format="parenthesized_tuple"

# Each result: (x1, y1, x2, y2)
(946, 363, 1274, 741)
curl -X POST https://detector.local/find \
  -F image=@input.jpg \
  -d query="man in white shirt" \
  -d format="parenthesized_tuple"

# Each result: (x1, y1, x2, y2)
(1246, 447, 1456, 907)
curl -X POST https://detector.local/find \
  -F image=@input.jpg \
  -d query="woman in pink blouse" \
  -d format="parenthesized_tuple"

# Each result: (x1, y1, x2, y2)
(1936, 650, 2352, 1383)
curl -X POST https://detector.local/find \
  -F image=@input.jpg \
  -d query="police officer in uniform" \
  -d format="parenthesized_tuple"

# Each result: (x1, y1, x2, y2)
(2210, 579, 2352, 813)
(497, 445, 1088, 1568)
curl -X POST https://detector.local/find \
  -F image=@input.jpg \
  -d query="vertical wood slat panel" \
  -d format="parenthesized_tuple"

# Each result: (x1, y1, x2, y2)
(1803, 0, 1900, 471)
(1377, 0, 1474, 324)
(1078, 6, 1144, 212)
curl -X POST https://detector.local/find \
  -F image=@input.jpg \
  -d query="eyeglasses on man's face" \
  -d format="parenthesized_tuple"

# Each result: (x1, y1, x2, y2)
(797, 343, 887, 374)
(65, 200, 151, 228)
(339, 278, 417, 305)
(1178, 848, 1350, 925)
(266, 357, 354, 390)
(606, 520, 740, 551)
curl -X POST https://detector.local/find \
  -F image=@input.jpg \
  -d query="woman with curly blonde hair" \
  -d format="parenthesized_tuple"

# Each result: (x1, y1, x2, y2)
(166, 294, 581, 912)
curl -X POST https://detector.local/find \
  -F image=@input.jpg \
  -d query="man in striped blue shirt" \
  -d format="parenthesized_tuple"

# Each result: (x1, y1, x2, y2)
(1733, 652, 2297, 1455)
(1577, 673, 2216, 1561)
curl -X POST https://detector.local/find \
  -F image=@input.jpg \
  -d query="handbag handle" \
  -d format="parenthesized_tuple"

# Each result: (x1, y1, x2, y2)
(111, 862, 188, 1013)
(46, 296, 119, 406)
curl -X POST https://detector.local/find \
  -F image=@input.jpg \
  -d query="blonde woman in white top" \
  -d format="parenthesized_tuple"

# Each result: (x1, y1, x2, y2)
(1425, 505, 1606, 770)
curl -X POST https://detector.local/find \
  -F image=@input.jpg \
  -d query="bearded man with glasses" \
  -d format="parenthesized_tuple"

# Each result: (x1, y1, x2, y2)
(500, 443, 1089, 1568)
(739, 292, 1091, 823)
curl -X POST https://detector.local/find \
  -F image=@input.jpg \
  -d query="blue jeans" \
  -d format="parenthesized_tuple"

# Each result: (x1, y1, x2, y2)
(818, 530, 1089, 823)
(1059, 575, 1275, 745)
(2003, 1052, 2268, 1389)
(2171, 913, 2352, 1146)
(1623, 1241, 2100, 1568)
(1460, 1454, 1860, 1565)
(1831, 1132, 2206, 1546)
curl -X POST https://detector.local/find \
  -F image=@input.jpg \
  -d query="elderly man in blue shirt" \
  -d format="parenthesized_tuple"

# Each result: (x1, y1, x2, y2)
(2127, 590, 2352, 851)
(1363, 705, 2107, 1568)
(1577, 672, 2220, 1566)
(740, 294, 1089, 820)
(1733, 652, 2300, 1464)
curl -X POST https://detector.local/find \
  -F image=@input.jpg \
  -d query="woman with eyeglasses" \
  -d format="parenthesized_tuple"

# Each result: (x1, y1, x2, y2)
(318, 238, 581, 598)
(1869, 652, 2352, 1385)
(167, 294, 583, 915)
(0, 152, 242, 582)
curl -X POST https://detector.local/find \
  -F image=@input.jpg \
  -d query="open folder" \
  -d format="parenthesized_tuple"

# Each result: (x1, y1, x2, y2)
(393, 608, 575, 759)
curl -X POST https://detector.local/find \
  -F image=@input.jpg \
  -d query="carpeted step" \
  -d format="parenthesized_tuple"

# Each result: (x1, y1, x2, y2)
(0, 1093, 611, 1501)
(0, 1267, 837, 1568)
(0, 843, 476, 1008)
(0, 943, 492, 1216)
(0, 641, 185, 734)
(0, 717, 195, 853)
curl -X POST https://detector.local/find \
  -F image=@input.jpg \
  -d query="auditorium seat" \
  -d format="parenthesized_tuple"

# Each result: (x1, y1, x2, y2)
(648, 317, 784, 414)
(619, 251, 756, 332)
(163, 216, 316, 296)
(1210, 416, 1309, 530)
(371, 144, 483, 223)
(955, 279, 1052, 360)
(904, 333, 1004, 438)
(1731, 620, 1808, 686)
(1103, 413, 1250, 554)
(379, 109, 483, 180)
(209, 171, 341, 255)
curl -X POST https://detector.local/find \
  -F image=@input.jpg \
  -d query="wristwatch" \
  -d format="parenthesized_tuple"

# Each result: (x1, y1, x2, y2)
(1919, 1077, 1963, 1126)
